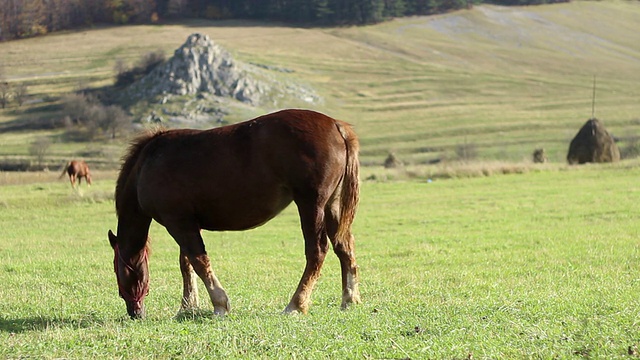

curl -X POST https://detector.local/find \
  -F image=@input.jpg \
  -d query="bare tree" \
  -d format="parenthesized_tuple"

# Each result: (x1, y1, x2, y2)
(14, 82, 28, 106)
(0, 64, 8, 108)
(61, 93, 107, 140)
(167, 0, 188, 18)
(84, 102, 107, 139)
(62, 93, 90, 124)
(29, 137, 52, 167)
(19, 0, 47, 37)
(125, 0, 156, 23)
(0, 81, 11, 109)
(455, 137, 478, 162)
(102, 105, 131, 139)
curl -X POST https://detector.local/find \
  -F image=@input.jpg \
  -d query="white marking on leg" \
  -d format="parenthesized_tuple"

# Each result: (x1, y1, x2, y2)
(203, 274, 229, 315)
(283, 277, 318, 315)
(282, 303, 301, 314)
(342, 269, 361, 308)
(182, 267, 199, 310)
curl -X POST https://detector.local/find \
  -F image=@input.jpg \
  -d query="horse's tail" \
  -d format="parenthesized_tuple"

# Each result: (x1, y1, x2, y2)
(335, 121, 360, 242)
(59, 162, 70, 179)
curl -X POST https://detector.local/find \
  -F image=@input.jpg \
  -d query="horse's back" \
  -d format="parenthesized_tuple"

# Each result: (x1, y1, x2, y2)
(133, 109, 350, 231)
(67, 160, 88, 175)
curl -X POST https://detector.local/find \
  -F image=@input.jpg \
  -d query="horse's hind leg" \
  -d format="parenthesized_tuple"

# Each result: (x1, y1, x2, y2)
(284, 201, 329, 314)
(325, 200, 361, 309)
(167, 226, 230, 315)
(179, 249, 199, 311)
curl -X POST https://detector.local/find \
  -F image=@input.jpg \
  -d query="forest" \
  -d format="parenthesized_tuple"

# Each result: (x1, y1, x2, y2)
(1, 0, 570, 41)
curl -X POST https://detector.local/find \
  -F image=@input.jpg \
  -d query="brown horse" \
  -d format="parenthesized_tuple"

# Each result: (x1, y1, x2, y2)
(108, 109, 361, 318)
(60, 160, 92, 188)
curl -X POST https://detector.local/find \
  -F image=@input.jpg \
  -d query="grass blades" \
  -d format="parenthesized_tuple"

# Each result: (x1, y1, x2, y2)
(1, 165, 639, 358)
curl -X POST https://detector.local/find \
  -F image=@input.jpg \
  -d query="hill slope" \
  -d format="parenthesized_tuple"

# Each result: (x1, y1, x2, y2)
(0, 1, 639, 166)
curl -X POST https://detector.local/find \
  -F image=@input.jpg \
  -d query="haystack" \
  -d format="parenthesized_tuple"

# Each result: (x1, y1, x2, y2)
(384, 153, 402, 168)
(567, 118, 620, 164)
(532, 148, 547, 163)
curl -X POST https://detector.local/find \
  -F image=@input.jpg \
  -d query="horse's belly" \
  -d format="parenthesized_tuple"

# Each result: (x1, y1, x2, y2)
(140, 181, 293, 231)
(197, 191, 293, 231)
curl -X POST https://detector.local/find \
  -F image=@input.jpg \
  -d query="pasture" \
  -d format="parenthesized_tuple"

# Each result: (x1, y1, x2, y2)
(1, 1, 640, 358)
(1, 164, 639, 359)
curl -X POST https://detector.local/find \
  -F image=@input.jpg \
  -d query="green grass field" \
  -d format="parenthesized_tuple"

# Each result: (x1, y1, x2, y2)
(1, 1, 640, 358)
(1, 164, 639, 359)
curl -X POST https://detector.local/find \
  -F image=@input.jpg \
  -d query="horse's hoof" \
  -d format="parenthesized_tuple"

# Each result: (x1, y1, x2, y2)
(282, 303, 306, 315)
(213, 306, 228, 316)
(342, 289, 362, 309)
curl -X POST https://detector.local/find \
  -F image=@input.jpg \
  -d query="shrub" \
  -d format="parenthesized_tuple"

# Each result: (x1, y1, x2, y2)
(0, 81, 10, 109)
(14, 83, 28, 107)
(61, 93, 131, 140)
(455, 141, 478, 162)
(29, 137, 52, 167)
(115, 50, 165, 87)
(620, 137, 640, 160)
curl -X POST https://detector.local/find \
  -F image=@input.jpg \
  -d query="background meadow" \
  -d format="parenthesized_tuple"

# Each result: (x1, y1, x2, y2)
(1, 2, 639, 167)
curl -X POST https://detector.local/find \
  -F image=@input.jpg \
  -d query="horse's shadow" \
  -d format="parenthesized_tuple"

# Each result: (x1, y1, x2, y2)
(0, 314, 106, 333)
(0, 311, 221, 332)
(174, 308, 219, 322)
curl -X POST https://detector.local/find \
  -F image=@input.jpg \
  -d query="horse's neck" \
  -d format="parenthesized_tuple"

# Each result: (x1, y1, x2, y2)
(116, 210, 152, 255)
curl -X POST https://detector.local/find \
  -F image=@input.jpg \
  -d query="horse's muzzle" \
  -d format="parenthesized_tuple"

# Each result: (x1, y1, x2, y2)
(126, 301, 145, 319)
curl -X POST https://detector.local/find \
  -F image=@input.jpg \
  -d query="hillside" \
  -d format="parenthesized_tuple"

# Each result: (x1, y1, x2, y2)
(0, 1, 639, 168)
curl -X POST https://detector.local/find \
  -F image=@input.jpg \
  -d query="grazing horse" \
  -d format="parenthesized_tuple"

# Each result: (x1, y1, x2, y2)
(108, 109, 361, 319)
(60, 160, 92, 188)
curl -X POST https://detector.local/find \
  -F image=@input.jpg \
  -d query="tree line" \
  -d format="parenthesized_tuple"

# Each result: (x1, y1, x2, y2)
(1, 0, 570, 41)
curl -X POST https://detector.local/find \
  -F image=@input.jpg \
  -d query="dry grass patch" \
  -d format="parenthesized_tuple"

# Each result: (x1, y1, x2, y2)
(361, 158, 640, 182)
(363, 161, 545, 182)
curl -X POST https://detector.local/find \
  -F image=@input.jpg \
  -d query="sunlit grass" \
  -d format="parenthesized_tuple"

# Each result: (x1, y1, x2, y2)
(0, 3, 639, 358)
(1, 164, 639, 358)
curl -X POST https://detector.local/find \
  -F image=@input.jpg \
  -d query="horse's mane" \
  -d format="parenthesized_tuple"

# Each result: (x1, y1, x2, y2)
(115, 129, 167, 217)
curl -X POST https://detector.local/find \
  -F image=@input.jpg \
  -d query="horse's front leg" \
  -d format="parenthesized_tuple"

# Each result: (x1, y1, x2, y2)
(179, 249, 199, 311)
(189, 253, 230, 315)
(169, 226, 230, 315)
(284, 203, 329, 314)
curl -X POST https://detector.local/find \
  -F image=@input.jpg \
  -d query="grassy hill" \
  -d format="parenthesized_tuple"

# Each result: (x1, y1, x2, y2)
(1, 1, 639, 169)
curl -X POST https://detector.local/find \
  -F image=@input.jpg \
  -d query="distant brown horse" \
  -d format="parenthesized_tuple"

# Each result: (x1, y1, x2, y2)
(108, 109, 361, 319)
(60, 160, 92, 188)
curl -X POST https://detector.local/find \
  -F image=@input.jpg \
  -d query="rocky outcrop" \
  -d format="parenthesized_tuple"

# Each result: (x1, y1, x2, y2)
(122, 33, 320, 125)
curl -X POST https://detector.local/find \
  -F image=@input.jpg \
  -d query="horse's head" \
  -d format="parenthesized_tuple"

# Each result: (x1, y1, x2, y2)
(108, 230, 149, 319)
(82, 163, 92, 185)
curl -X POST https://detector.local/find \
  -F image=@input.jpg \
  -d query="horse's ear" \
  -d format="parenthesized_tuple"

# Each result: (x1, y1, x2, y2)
(108, 230, 118, 249)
